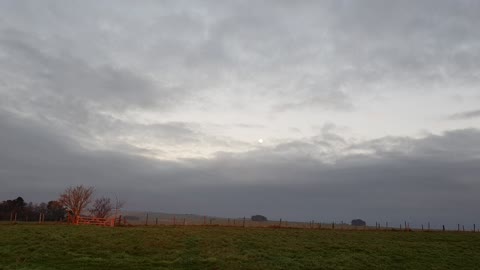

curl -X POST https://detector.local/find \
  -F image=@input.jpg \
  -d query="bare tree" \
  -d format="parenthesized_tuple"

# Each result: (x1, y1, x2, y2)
(59, 185, 94, 221)
(90, 196, 125, 218)
(90, 197, 111, 218)
(113, 194, 126, 220)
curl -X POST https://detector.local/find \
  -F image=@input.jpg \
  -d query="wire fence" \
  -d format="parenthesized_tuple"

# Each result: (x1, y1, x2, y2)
(111, 213, 480, 233)
(1, 212, 478, 233)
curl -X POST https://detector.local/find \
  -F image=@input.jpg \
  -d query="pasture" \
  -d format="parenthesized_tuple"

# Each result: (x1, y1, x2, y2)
(1, 224, 479, 269)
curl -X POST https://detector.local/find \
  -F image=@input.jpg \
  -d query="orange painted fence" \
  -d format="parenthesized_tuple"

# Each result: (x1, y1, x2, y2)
(75, 216, 115, 227)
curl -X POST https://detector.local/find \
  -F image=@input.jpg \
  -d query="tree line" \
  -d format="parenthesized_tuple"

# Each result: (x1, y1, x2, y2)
(0, 197, 66, 222)
(0, 185, 125, 222)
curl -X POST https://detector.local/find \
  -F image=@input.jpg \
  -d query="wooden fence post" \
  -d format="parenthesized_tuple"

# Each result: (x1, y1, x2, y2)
(443, 225, 445, 232)
(458, 224, 460, 232)
(155, 217, 158, 225)
(421, 224, 424, 231)
(279, 218, 282, 227)
(145, 213, 149, 226)
(332, 222, 335, 230)
(474, 224, 476, 232)
(243, 216, 246, 227)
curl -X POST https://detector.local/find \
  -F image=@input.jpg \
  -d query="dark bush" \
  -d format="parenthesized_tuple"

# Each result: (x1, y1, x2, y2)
(351, 219, 366, 226)
(251, 215, 268, 222)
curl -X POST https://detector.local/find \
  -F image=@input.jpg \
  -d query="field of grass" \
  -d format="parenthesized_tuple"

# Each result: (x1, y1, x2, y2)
(1, 224, 479, 269)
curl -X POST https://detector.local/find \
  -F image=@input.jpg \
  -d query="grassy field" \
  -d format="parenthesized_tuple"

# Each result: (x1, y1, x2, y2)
(1, 224, 479, 269)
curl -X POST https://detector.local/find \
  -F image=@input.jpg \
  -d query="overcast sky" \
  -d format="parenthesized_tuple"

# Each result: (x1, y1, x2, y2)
(1, 0, 480, 227)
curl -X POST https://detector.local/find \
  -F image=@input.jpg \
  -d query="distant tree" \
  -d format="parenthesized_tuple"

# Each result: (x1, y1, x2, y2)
(24, 202, 35, 221)
(89, 196, 126, 218)
(89, 197, 112, 218)
(46, 200, 67, 221)
(59, 185, 94, 221)
(351, 219, 366, 226)
(38, 202, 48, 214)
(113, 196, 126, 218)
(0, 197, 26, 220)
(13, 197, 26, 212)
(0, 197, 68, 222)
(251, 215, 268, 222)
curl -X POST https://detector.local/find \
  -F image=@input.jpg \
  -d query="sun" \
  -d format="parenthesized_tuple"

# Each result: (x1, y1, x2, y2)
(258, 138, 264, 144)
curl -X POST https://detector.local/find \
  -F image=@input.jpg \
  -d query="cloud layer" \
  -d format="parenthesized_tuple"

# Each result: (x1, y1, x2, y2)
(1, 108, 479, 227)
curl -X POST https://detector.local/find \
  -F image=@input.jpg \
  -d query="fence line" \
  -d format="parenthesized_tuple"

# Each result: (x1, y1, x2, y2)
(1, 212, 478, 233)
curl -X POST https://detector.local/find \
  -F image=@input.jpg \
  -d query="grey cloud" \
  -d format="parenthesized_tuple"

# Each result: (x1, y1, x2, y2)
(234, 123, 265, 129)
(96, 119, 253, 157)
(273, 90, 353, 112)
(2, 108, 479, 227)
(0, 26, 209, 156)
(213, 0, 480, 87)
(200, 0, 480, 110)
(0, 29, 178, 112)
(2, 0, 480, 115)
(102, 120, 202, 144)
(0, 109, 185, 194)
(449, 110, 480, 120)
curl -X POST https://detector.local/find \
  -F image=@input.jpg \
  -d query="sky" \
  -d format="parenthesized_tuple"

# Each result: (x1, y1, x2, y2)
(1, 0, 480, 227)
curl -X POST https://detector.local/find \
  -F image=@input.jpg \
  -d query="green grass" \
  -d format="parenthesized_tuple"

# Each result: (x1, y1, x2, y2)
(1, 224, 479, 269)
